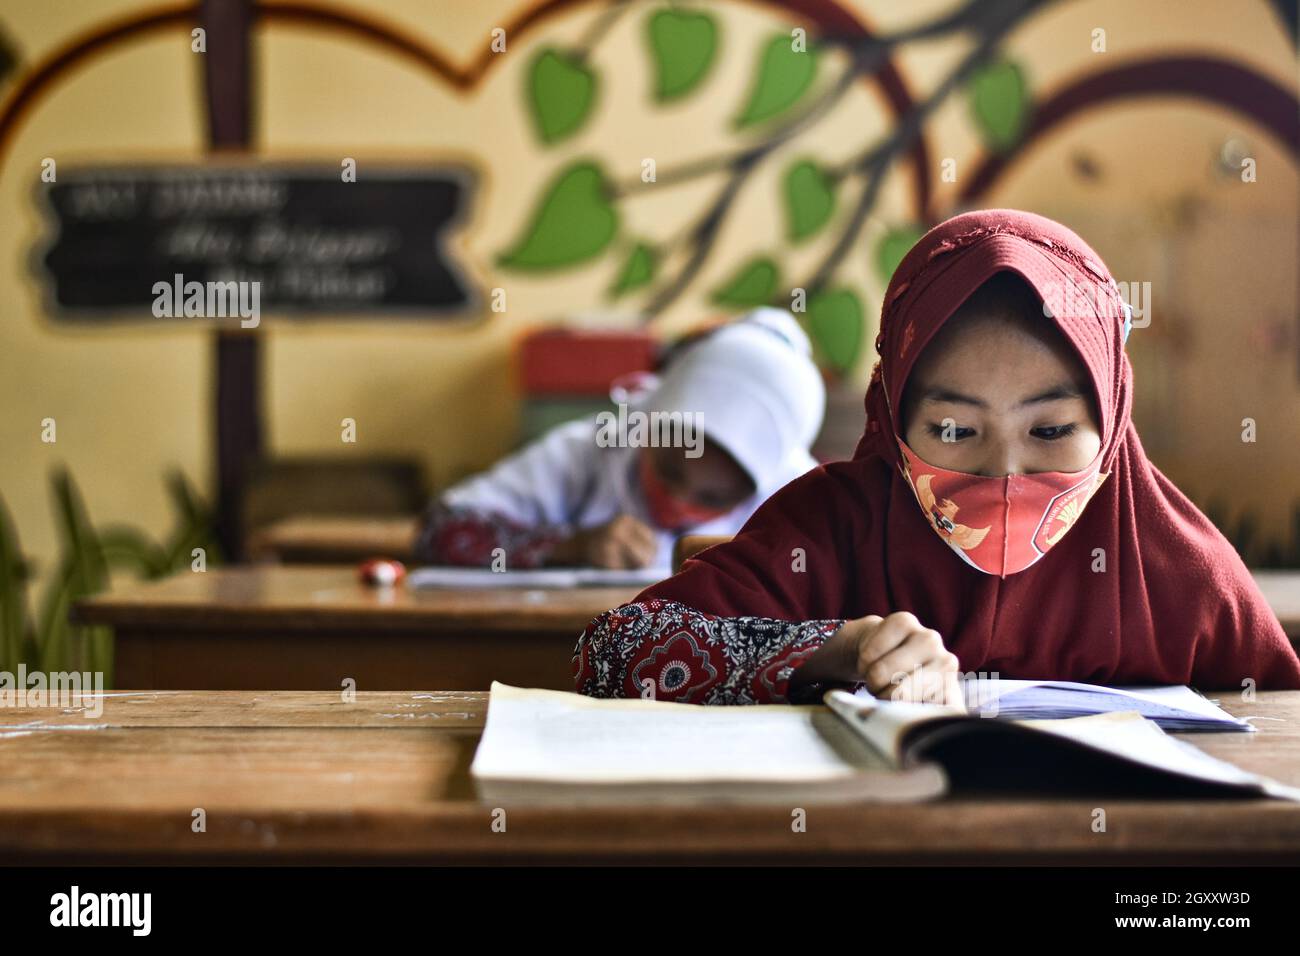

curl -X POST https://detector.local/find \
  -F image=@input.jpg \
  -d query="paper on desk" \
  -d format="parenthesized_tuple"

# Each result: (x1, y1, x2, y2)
(471, 682, 885, 784)
(407, 566, 666, 590)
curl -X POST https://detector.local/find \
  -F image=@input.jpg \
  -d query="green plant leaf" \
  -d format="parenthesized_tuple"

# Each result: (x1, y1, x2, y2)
(609, 242, 657, 297)
(734, 34, 818, 128)
(161, 469, 220, 570)
(646, 9, 717, 101)
(166, 468, 202, 526)
(51, 469, 107, 594)
(784, 160, 836, 242)
(98, 526, 169, 578)
(711, 257, 780, 306)
(874, 225, 924, 284)
(35, 551, 79, 673)
(497, 162, 619, 271)
(968, 59, 1029, 152)
(528, 48, 596, 144)
(807, 288, 865, 373)
(48, 470, 112, 672)
(0, 495, 32, 671)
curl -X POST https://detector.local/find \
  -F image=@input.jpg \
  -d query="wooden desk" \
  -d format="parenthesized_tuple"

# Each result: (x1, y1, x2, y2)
(71, 566, 641, 691)
(246, 515, 419, 564)
(1253, 570, 1300, 640)
(2, 689, 1298, 864)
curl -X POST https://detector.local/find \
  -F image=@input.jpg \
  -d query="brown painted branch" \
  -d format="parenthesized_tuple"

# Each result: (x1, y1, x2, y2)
(636, 40, 894, 317)
(609, 0, 1000, 199)
(571, 0, 637, 65)
(801, 0, 1048, 295)
(637, 0, 1052, 319)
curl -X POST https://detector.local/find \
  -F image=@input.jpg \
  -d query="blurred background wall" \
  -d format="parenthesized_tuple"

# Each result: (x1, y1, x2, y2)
(0, 0, 1297, 601)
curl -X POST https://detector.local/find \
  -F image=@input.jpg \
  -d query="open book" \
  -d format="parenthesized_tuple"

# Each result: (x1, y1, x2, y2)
(470, 682, 1300, 805)
(957, 679, 1254, 732)
(407, 566, 665, 590)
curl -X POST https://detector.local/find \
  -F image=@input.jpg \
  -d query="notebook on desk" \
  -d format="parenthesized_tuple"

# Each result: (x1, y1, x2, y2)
(471, 681, 1300, 805)
(406, 566, 666, 589)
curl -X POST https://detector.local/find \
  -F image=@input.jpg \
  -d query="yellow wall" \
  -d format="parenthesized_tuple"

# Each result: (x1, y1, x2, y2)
(1, 0, 1297, 583)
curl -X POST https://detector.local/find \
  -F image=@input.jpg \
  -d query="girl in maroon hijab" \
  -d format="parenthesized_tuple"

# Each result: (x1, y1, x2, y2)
(573, 209, 1300, 705)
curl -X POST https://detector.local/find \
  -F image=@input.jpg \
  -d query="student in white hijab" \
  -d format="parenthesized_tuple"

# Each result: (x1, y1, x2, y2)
(414, 307, 826, 570)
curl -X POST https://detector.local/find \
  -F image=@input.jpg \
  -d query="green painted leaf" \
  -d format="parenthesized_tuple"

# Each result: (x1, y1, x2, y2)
(734, 34, 818, 128)
(609, 242, 656, 297)
(497, 162, 618, 271)
(874, 225, 924, 284)
(528, 48, 596, 144)
(808, 288, 864, 373)
(784, 160, 835, 242)
(711, 257, 780, 306)
(968, 59, 1029, 152)
(646, 9, 717, 102)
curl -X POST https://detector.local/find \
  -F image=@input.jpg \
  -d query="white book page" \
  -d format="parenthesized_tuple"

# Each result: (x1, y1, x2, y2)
(1013, 712, 1292, 793)
(960, 678, 1242, 723)
(573, 567, 668, 587)
(826, 690, 964, 765)
(408, 566, 665, 589)
(471, 683, 881, 784)
(829, 691, 1300, 799)
(408, 567, 580, 589)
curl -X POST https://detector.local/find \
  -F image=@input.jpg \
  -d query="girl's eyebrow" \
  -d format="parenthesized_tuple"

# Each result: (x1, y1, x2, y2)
(920, 387, 985, 407)
(1016, 383, 1085, 407)
(920, 383, 1083, 408)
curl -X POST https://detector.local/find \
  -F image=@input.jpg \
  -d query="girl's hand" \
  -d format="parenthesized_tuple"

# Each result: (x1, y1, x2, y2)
(837, 612, 964, 707)
(557, 515, 659, 569)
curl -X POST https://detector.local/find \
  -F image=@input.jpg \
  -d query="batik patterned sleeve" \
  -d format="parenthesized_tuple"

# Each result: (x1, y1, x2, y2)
(413, 500, 568, 569)
(573, 598, 850, 705)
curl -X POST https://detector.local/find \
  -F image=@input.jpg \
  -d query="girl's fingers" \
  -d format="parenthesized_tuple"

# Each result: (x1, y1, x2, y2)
(943, 671, 967, 710)
(630, 536, 659, 568)
(856, 612, 922, 677)
(876, 667, 942, 704)
(876, 663, 960, 706)
(860, 627, 952, 692)
(631, 519, 659, 550)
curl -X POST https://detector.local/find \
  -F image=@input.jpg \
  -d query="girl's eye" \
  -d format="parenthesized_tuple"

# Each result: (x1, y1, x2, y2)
(926, 423, 974, 441)
(1032, 423, 1078, 441)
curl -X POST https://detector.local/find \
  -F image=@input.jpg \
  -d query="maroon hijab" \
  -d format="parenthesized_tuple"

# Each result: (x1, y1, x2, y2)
(639, 209, 1300, 689)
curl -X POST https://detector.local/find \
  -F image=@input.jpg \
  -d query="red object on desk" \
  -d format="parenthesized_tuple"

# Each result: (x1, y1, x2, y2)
(358, 558, 406, 587)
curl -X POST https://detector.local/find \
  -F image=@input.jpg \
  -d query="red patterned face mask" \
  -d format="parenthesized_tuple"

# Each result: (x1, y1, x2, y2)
(638, 453, 731, 531)
(895, 437, 1108, 577)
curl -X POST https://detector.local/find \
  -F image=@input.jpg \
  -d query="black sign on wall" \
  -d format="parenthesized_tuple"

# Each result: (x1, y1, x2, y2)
(36, 165, 479, 320)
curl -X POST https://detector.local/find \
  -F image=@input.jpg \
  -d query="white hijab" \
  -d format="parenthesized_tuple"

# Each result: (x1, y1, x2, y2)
(642, 306, 825, 491)
(441, 307, 827, 567)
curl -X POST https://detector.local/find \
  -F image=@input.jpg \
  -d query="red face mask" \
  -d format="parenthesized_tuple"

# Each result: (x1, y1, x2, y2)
(895, 437, 1109, 577)
(638, 454, 732, 531)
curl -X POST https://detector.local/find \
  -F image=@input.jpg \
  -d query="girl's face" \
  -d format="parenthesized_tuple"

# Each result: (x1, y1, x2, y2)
(900, 307, 1102, 477)
(645, 441, 755, 511)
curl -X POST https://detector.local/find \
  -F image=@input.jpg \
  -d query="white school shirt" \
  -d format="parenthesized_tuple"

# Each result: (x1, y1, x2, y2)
(439, 416, 818, 570)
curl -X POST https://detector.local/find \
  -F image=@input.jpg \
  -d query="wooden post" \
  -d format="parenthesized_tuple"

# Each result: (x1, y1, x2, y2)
(199, 0, 260, 560)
